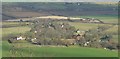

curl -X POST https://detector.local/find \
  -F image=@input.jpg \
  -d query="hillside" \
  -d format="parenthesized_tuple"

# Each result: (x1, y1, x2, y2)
(2, 2, 118, 20)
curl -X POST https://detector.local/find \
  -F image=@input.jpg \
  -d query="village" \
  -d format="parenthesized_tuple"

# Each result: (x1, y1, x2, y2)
(7, 16, 119, 51)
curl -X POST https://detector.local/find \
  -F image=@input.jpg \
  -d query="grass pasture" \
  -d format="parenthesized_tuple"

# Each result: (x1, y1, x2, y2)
(2, 41, 118, 57)
(104, 25, 118, 34)
(2, 21, 30, 36)
(2, 22, 30, 28)
(2, 26, 30, 37)
(69, 22, 111, 30)
(73, 15, 118, 23)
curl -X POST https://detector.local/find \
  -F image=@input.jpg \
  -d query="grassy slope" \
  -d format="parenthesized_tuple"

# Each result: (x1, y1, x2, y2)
(2, 41, 118, 57)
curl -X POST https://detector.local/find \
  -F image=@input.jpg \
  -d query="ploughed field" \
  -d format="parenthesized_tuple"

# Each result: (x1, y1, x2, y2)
(1, 15, 118, 57)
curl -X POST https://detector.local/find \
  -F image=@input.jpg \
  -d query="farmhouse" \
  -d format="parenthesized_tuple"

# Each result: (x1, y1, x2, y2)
(31, 38, 37, 43)
(16, 36, 25, 40)
(73, 29, 85, 40)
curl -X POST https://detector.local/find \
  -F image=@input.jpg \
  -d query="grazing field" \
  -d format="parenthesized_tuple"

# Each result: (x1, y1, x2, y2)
(73, 15, 118, 23)
(2, 41, 118, 57)
(104, 25, 118, 33)
(2, 26, 30, 37)
(2, 22, 21, 25)
(69, 22, 111, 30)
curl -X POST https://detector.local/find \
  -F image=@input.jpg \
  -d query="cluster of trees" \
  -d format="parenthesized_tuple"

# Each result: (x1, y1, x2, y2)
(79, 25, 118, 49)
(25, 20, 76, 45)
(24, 20, 119, 50)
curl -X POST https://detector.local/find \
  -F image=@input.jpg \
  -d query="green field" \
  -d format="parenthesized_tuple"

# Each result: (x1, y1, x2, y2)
(69, 22, 112, 30)
(2, 41, 118, 57)
(2, 26, 30, 37)
(1, 15, 118, 57)
(73, 15, 118, 23)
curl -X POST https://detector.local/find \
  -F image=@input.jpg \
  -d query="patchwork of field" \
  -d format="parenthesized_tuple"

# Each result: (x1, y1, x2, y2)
(1, 2, 119, 57)
(1, 15, 118, 57)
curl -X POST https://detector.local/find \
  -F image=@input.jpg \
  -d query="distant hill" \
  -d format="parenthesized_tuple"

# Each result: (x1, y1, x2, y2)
(2, 2, 118, 20)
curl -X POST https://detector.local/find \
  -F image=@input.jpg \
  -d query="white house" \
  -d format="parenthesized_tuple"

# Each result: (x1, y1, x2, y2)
(16, 36, 25, 40)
